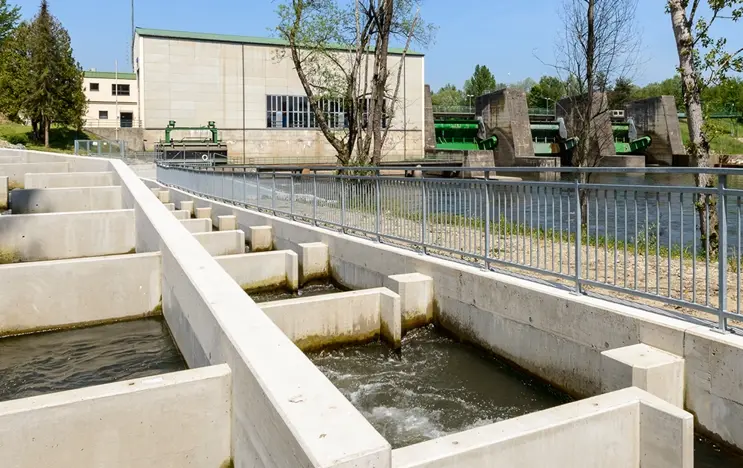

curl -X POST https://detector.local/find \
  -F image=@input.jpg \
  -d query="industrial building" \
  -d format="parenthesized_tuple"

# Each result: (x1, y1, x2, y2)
(83, 71, 139, 128)
(130, 27, 426, 163)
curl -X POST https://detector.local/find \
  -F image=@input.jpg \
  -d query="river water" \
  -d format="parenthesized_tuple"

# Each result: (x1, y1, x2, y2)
(309, 324, 743, 464)
(0, 317, 187, 402)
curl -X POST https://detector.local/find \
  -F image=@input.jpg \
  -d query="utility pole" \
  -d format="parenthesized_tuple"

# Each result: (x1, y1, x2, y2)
(115, 59, 119, 141)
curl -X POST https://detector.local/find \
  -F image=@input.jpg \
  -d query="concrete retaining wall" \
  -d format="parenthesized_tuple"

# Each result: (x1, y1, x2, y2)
(10, 186, 122, 214)
(24, 171, 115, 189)
(392, 387, 692, 468)
(216, 251, 298, 291)
(160, 181, 743, 451)
(0, 365, 232, 468)
(0, 253, 161, 337)
(0, 209, 135, 262)
(193, 230, 246, 256)
(0, 162, 69, 186)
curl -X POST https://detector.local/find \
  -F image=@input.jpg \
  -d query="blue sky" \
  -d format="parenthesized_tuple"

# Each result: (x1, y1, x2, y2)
(11, 0, 743, 90)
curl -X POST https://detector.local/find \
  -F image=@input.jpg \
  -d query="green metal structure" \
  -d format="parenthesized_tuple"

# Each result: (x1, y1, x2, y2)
(530, 118, 579, 156)
(434, 118, 498, 151)
(157, 120, 228, 165)
(164, 120, 220, 144)
(612, 119, 652, 155)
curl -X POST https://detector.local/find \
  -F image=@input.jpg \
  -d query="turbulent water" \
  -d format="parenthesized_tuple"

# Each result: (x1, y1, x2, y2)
(0, 317, 187, 402)
(248, 281, 346, 303)
(308, 325, 571, 448)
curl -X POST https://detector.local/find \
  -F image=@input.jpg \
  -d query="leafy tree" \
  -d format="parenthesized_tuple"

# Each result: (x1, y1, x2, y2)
(0, 0, 86, 146)
(463, 65, 497, 99)
(631, 76, 683, 106)
(0, 0, 20, 45)
(527, 76, 566, 108)
(508, 77, 536, 92)
(609, 77, 635, 109)
(431, 83, 465, 107)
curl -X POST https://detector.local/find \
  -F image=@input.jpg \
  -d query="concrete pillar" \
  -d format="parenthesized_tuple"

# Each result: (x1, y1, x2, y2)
(162, 203, 175, 211)
(379, 290, 402, 350)
(0, 176, 8, 211)
(601, 343, 684, 408)
(424, 84, 436, 151)
(298, 242, 329, 284)
(179, 200, 194, 216)
(218, 215, 237, 232)
(625, 95, 684, 166)
(172, 210, 189, 220)
(384, 273, 434, 332)
(157, 190, 170, 203)
(556, 92, 616, 159)
(180, 218, 212, 233)
(248, 226, 273, 252)
(195, 207, 212, 220)
(475, 88, 533, 165)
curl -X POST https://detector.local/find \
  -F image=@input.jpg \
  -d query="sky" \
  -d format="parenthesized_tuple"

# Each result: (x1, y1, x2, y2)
(10, 0, 743, 90)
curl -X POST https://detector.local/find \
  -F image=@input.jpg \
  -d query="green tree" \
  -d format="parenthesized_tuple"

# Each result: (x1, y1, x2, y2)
(463, 65, 497, 100)
(609, 77, 635, 109)
(0, 0, 20, 45)
(431, 84, 465, 107)
(527, 76, 566, 108)
(632, 76, 683, 106)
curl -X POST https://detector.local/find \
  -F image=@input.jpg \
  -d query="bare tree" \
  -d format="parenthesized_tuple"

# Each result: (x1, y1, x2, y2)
(553, 0, 640, 223)
(667, 0, 742, 253)
(276, 0, 431, 166)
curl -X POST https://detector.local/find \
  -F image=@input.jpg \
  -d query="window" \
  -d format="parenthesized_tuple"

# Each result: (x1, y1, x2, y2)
(266, 95, 387, 129)
(99, 110, 108, 119)
(112, 84, 130, 96)
(90, 83, 99, 92)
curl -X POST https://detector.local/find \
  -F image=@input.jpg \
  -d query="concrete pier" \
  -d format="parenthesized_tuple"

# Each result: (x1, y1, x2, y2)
(476, 88, 534, 166)
(625, 96, 685, 166)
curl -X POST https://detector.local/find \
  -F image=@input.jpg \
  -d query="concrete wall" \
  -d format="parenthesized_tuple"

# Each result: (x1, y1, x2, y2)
(159, 179, 743, 451)
(476, 88, 534, 164)
(10, 186, 122, 214)
(0, 253, 161, 337)
(24, 171, 115, 189)
(557, 93, 616, 158)
(598, 155, 646, 168)
(83, 75, 139, 124)
(0, 365, 232, 468)
(216, 250, 298, 291)
(0, 162, 68, 187)
(86, 128, 146, 152)
(625, 96, 684, 166)
(0, 209, 135, 262)
(424, 85, 436, 151)
(392, 387, 692, 468)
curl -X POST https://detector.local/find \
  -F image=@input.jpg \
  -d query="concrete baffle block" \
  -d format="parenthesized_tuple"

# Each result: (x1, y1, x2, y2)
(601, 343, 684, 408)
(379, 289, 402, 350)
(157, 190, 170, 203)
(195, 207, 212, 221)
(0, 176, 8, 210)
(218, 215, 237, 232)
(248, 226, 273, 252)
(180, 218, 212, 234)
(384, 273, 434, 332)
(150, 187, 160, 196)
(299, 242, 329, 284)
(172, 210, 189, 220)
(179, 200, 194, 216)
(162, 203, 175, 211)
(193, 230, 246, 257)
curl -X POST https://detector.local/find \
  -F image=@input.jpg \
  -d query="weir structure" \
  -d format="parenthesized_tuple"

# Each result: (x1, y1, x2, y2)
(1, 150, 743, 466)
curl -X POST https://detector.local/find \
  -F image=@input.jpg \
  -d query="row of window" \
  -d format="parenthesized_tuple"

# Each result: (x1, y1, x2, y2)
(88, 83, 131, 96)
(266, 95, 387, 129)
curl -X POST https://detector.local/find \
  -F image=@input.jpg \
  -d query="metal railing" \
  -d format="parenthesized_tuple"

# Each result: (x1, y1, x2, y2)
(74, 139, 127, 158)
(83, 119, 143, 128)
(432, 106, 475, 114)
(156, 163, 743, 331)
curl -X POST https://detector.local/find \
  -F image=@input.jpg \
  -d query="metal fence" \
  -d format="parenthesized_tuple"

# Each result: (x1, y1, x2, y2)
(83, 119, 143, 128)
(156, 163, 743, 331)
(74, 139, 127, 158)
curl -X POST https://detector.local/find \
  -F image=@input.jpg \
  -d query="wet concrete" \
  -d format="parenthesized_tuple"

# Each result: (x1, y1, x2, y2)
(695, 435, 743, 467)
(248, 281, 346, 303)
(0, 317, 186, 402)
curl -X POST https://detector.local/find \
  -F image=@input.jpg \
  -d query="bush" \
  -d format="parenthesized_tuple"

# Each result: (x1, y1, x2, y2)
(5, 133, 29, 145)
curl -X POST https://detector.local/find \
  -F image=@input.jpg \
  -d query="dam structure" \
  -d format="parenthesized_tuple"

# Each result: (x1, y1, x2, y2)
(0, 149, 742, 466)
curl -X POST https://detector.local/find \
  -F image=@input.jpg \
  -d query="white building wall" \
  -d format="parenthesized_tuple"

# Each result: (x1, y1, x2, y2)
(135, 32, 425, 163)
(83, 76, 139, 126)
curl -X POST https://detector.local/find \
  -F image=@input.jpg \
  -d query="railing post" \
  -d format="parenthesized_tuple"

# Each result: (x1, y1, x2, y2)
(574, 178, 582, 294)
(340, 174, 346, 233)
(421, 179, 427, 254)
(256, 171, 261, 209)
(717, 174, 728, 331)
(290, 172, 295, 219)
(375, 175, 381, 242)
(272, 169, 276, 215)
(312, 170, 318, 226)
(484, 171, 490, 270)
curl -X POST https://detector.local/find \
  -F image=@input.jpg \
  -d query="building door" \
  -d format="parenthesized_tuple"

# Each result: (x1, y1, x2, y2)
(120, 112, 134, 128)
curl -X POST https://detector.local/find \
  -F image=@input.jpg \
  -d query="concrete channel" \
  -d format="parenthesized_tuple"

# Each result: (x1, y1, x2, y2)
(1, 149, 743, 466)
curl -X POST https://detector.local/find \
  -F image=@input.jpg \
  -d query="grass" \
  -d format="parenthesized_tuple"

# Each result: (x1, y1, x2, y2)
(0, 122, 97, 154)
(679, 118, 743, 155)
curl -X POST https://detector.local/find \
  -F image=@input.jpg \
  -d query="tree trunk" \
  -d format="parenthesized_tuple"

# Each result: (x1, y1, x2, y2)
(370, 0, 394, 165)
(44, 118, 49, 148)
(668, 0, 718, 253)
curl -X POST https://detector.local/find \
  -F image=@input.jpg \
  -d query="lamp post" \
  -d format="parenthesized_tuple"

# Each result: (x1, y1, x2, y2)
(467, 94, 475, 111)
(544, 97, 554, 116)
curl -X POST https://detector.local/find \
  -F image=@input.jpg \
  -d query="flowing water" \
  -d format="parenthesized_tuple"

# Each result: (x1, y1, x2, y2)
(308, 325, 571, 448)
(248, 281, 346, 303)
(0, 317, 186, 402)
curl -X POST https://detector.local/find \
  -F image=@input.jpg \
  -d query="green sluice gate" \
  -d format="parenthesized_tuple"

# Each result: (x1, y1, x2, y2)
(434, 118, 498, 151)
(530, 118, 579, 157)
(613, 119, 652, 155)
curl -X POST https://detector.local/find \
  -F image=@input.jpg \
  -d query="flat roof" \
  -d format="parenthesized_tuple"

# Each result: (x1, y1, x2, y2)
(135, 27, 424, 57)
(84, 71, 136, 80)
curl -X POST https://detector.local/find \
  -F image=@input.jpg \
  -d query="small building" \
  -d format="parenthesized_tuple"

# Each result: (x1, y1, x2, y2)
(83, 71, 139, 128)
(132, 27, 425, 163)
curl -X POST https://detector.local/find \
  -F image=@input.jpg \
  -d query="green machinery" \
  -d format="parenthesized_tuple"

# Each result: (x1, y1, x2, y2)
(156, 120, 228, 165)
(612, 118, 652, 154)
(531, 117, 580, 157)
(434, 118, 498, 151)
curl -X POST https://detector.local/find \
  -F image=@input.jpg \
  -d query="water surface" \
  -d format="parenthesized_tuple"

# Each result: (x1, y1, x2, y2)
(248, 281, 346, 303)
(0, 317, 187, 402)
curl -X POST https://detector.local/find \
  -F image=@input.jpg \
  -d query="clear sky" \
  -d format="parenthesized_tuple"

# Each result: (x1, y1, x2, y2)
(10, 0, 743, 90)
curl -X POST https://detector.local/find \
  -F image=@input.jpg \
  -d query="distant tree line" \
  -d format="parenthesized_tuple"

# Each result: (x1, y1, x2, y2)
(0, 0, 86, 147)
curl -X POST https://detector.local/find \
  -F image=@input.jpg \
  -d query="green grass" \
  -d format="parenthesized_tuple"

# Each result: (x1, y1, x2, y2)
(0, 122, 97, 154)
(679, 119, 743, 155)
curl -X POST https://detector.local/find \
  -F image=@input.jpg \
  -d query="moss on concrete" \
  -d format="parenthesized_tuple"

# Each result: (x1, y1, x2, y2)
(7, 181, 23, 191)
(0, 313, 163, 339)
(0, 247, 20, 265)
(219, 459, 234, 468)
(241, 276, 288, 293)
(295, 328, 380, 353)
